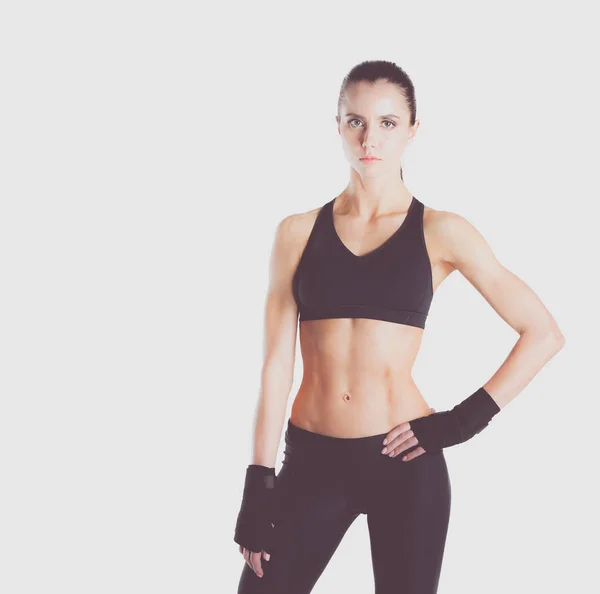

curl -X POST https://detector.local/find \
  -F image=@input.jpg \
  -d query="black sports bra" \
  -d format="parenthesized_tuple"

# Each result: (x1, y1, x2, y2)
(292, 195, 434, 329)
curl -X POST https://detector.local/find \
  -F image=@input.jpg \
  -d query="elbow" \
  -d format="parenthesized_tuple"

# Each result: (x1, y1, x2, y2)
(552, 329, 566, 350)
(549, 319, 566, 349)
(522, 325, 565, 352)
(544, 325, 565, 352)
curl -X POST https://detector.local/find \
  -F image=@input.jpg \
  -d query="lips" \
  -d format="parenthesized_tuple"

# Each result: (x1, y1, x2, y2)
(360, 156, 380, 161)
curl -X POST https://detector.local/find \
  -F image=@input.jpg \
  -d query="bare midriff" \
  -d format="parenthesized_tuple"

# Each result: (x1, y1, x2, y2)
(290, 317, 434, 438)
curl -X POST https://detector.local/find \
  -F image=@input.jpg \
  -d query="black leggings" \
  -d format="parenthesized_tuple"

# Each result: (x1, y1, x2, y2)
(238, 418, 452, 594)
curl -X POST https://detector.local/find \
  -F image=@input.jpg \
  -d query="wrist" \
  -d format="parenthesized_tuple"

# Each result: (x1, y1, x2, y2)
(453, 387, 501, 439)
(245, 464, 276, 489)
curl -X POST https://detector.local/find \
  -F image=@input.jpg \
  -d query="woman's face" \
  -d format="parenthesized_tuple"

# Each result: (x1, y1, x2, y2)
(336, 80, 418, 178)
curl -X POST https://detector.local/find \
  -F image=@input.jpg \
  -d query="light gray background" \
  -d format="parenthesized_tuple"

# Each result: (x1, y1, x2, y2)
(1, 1, 597, 593)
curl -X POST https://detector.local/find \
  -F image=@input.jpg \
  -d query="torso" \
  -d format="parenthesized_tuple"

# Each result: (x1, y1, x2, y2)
(288, 193, 455, 438)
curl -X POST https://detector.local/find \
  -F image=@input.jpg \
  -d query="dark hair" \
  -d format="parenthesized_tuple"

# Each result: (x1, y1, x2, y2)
(337, 60, 416, 181)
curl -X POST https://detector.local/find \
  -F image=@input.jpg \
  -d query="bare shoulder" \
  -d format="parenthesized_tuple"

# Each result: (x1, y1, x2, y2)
(423, 204, 469, 239)
(268, 203, 325, 281)
(281, 203, 322, 237)
(423, 204, 487, 267)
(275, 203, 324, 258)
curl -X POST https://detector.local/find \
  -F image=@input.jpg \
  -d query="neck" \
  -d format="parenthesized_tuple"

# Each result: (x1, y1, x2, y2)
(341, 171, 412, 216)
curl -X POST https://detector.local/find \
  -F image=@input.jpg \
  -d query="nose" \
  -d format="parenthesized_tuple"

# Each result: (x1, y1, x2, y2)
(362, 128, 377, 148)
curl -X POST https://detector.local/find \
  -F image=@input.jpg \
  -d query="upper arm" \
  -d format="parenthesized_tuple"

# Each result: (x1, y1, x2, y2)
(261, 213, 302, 373)
(437, 210, 564, 341)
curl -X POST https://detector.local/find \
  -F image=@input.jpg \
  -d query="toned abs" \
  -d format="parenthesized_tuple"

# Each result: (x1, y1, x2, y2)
(289, 204, 454, 438)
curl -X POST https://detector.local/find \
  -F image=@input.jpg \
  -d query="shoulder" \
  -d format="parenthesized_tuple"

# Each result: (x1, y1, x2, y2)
(276, 203, 325, 249)
(422, 204, 475, 237)
(423, 203, 497, 272)
(271, 203, 326, 264)
(422, 203, 492, 267)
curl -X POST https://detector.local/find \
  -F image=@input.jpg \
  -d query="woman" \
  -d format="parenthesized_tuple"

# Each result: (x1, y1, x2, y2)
(233, 60, 565, 594)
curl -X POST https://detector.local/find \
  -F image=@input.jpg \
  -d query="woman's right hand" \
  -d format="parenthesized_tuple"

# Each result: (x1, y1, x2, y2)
(239, 545, 270, 578)
(233, 464, 276, 578)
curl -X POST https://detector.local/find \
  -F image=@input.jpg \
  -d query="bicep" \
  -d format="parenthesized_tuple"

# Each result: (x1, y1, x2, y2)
(440, 211, 562, 337)
(262, 215, 300, 369)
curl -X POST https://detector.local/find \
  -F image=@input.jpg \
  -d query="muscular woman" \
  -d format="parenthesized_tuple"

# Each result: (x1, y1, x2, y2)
(233, 59, 565, 594)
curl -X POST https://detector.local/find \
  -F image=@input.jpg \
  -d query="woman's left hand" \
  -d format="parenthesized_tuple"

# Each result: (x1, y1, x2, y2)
(381, 408, 436, 462)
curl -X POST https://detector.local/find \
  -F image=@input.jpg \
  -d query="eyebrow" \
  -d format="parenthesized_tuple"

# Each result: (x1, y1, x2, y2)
(345, 112, 401, 120)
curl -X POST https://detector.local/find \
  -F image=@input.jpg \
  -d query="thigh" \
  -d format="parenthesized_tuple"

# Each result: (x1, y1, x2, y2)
(366, 452, 451, 594)
(237, 461, 361, 594)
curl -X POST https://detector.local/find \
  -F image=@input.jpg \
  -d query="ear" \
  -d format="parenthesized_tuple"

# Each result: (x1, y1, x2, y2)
(410, 120, 421, 139)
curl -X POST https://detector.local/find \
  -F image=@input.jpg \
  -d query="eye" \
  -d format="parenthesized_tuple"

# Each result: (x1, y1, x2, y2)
(348, 119, 396, 129)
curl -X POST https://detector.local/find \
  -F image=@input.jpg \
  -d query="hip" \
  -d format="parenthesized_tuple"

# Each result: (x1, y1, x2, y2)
(281, 417, 449, 484)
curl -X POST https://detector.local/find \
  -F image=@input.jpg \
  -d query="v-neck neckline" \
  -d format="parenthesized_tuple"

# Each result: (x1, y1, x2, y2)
(329, 195, 416, 259)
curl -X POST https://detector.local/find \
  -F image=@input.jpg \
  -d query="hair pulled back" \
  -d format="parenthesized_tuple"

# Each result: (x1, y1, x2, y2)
(337, 60, 416, 181)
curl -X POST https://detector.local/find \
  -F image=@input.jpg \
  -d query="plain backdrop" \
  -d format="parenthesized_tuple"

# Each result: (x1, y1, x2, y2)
(1, 1, 598, 593)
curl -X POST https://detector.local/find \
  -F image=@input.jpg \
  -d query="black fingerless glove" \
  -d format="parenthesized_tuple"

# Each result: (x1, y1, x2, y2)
(409, 387, 501, 453)
(233, 464, 276, 553)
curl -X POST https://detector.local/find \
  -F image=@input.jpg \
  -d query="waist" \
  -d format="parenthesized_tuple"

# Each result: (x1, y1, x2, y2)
(291, 382, 431, 438)
(283, 417, 390, 462)
(282, 416, 442, 471)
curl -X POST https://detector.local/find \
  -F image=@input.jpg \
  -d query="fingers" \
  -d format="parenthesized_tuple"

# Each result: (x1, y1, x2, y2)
(381, 427, 416, 456)
(384, 433, 420, 458)
(402, 446, 426, 461)
(241, 547, 267, 578)
(382, 421, 411, 447)
(251, 551, 264, 577)
(381, 409, 436, 456)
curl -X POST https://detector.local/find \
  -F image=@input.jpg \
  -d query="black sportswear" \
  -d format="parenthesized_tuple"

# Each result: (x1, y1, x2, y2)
(234, 465, 277, 554)
(292, 195, 433, 329)
(237, 419, 451, 593)
(408, 387, 501, 453)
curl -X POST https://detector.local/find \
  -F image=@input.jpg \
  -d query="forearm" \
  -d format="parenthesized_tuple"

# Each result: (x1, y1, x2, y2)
(482, 328, 565, 409)
(408, 329, 563, 453)
(250, 364, 293, 468)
